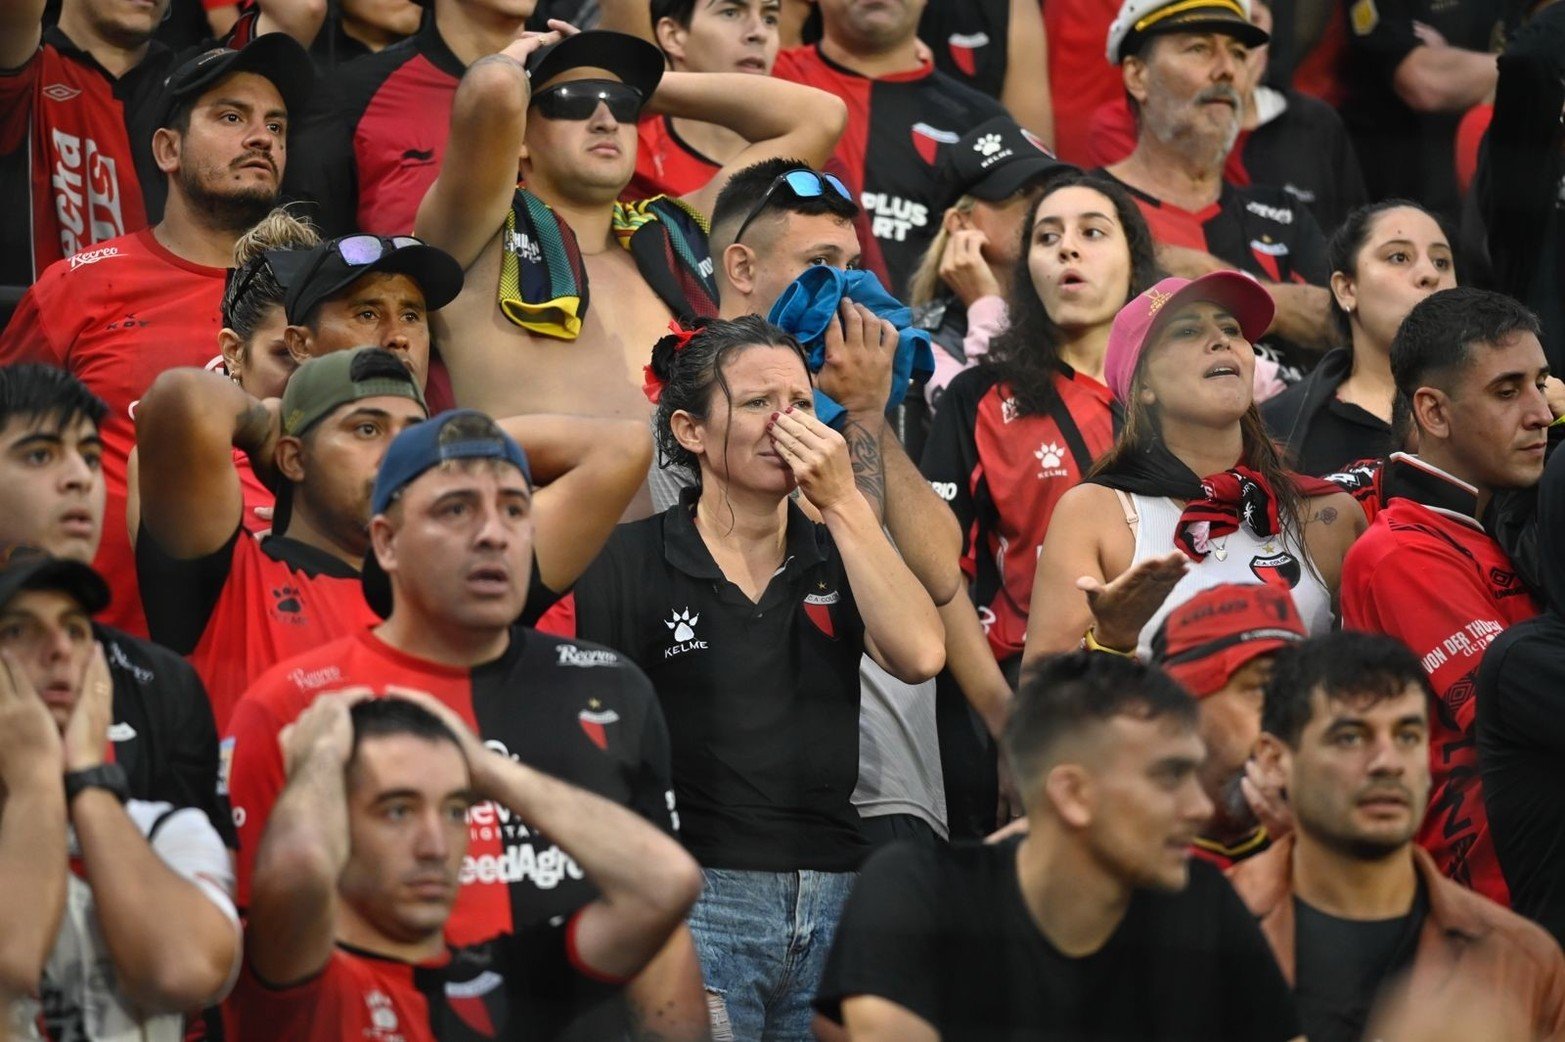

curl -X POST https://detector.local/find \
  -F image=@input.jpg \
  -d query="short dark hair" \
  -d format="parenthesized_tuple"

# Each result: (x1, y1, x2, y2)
(163, 95, 197, 137)
(651, 0, 696, 26)
(1261, 631, 1432, 748)
(1327, 199, 1453, 346)
(0, 364, 108, 436)
(346, 697, 466, 778)
(710, 158, 860, 251)
(649, 314, 810, 480)
(1003, 652, 1198, 791)
(1390, 287, 1542, 410)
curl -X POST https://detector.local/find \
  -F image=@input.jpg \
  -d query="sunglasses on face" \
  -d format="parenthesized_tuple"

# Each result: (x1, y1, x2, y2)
(529, 80, 644, 123)
(732, 169, 854, 246)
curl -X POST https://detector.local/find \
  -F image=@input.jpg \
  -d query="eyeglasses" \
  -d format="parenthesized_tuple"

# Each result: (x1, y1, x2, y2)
(731, 169, 853, 246)
(529, 79, 644, 123)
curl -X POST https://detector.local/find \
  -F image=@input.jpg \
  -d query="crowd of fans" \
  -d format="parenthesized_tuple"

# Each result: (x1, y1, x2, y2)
(0, 0, 1563, 1038)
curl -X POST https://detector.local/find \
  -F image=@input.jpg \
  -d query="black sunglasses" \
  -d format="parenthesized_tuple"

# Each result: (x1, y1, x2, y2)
(529, 79, 644, 123)
(732, 169, 854, 246)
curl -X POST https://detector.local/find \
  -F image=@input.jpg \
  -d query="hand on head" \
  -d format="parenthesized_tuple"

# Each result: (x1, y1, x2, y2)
(61, 643, 113, 773)
(0, 649, 63, 787)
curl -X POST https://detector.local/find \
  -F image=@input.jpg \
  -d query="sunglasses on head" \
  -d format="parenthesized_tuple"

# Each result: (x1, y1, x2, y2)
(529, 79, 644, 123)
(732, 169, 853, 246)
(275, 232, 422, 295)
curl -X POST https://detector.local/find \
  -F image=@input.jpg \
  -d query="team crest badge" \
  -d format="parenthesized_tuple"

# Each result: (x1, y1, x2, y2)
(946, 32, 989, 77)
(911, 122, 959, 165)
(804, 583, 841, 639)
(1250, 552, 1301, 589)
(578, 699, 620, 751)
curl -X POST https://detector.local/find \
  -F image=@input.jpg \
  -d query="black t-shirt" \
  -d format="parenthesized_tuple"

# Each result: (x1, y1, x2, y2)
(1292, 889, 1426, 1042)
(99, 622, 233, 845)
(1244, 89, 1369, 237)
(918, 0, 1011, 100)
(573, 489, 869, 873)
(1341, 0, 1502, 216)
(816, 838, 1302, 1041)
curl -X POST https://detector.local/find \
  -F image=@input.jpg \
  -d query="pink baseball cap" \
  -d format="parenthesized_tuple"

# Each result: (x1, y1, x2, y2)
(1103, 271, 1276, 405)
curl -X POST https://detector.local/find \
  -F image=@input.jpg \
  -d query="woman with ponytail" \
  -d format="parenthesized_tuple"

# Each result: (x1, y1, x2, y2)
(571, 313, 943, 1042)
(1022, 273, 1365, 667)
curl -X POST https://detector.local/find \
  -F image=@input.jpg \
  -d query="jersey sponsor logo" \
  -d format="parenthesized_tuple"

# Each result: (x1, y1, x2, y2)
(1417, 619, 1505, 675)
(50, 129, 127, 258)
(462, 842, 585, 889)
(803, 584, 841, 639)
(909, 122, 959, 165)
(1488, 566, 1529, 599)
(555, 643, 620, 667)
(1034, 441, 1068, 479)
(946, 32, 989, 77)
(41, 82, 82, 102)
(106, 640, 153, 682)
(286, 663, 344, 692)
(364, 990, 402, 1040)
(269, 585, 306, 623)
(929, 480, 957, 502)
(862, 191, 931, 243)
(664, 608, 708, 658)
(974, 133, 1003, 157)
(1245, 200, 1295, 225)
(1249, 551, 1301, 588)
(67, 245, 119, 269)
(577, 700, 620, 750)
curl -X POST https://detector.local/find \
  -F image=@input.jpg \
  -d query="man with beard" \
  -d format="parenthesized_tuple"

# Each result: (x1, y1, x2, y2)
(1150, 582, 1307, 868)
(1098, 0, 1334, 380)
(814, 652, 1302, 1041)
(0, 35, 314, 634)
(1233, 631, 1565, 1042)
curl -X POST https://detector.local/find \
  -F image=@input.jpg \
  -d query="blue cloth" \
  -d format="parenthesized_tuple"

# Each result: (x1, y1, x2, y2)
(766, 267, 935, 428)
(688, 866, 857, 1042)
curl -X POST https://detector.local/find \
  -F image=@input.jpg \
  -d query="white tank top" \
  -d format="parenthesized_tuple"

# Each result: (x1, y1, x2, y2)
(1125, 492, 1335, 658)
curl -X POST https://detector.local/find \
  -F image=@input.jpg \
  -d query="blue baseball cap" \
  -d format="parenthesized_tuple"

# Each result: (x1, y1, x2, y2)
(370, 409, 532, 517)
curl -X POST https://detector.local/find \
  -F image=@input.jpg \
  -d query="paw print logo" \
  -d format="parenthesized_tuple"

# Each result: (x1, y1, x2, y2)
(272, 586, 302, 614)
(665, 609, 700, 642)
(1035, 442, 1065, 474)
(974, 133, 1003, 156)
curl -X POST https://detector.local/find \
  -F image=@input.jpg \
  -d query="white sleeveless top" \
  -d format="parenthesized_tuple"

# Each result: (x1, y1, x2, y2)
(1124, 492, 1335, 658)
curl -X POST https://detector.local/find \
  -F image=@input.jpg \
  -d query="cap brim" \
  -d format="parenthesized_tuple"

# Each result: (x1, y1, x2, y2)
(967, 156, 1079, 202)
(0, 557, 110, 616)
(288, 244, 465, 323)
(1161, 270, 1276, 345)
(1165, 635, 1292, 698)
(528, 31, 665, 101)
(1118, 15, 1270, 61)
(168, 33, 316, 125)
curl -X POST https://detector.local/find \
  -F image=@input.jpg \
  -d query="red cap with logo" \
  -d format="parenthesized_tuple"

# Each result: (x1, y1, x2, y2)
(1150, 582, 1306, 697)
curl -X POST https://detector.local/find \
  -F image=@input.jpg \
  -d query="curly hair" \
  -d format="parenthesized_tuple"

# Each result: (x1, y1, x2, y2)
(650, 314, 812, 483)
(984, 172, 1162, 418)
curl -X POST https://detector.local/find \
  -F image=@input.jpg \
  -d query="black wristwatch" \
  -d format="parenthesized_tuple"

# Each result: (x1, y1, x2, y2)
(64, 763, 130, 805)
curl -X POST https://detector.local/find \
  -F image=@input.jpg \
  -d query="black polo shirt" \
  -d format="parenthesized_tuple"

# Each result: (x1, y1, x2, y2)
(572, 489, 869, 873)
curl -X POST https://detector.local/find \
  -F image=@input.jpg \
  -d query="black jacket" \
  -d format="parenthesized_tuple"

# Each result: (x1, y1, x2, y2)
(1260, 347, 1368, 475)
(1477, 445, 1565, 945)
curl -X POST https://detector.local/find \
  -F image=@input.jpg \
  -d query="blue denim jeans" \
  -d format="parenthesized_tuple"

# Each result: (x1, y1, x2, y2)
(688, 867, 857, 1042)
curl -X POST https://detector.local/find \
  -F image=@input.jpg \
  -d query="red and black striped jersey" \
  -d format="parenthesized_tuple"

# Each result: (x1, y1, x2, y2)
(920, 364, 1116, 663)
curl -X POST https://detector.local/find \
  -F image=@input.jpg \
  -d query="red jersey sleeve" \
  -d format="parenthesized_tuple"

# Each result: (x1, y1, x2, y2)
(769, 47, 811, 85)
(0, 50, 39, 154)
(224, 691, 289, 909)
(0, 277, 68, 366)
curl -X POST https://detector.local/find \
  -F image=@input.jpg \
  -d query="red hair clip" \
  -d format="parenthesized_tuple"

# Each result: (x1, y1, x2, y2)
(643, 321, 698, 404)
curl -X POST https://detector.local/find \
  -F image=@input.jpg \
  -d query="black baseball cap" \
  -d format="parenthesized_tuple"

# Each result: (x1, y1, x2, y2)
(274, 234, 464, 326)
(161, 33, 316, 128)
(936, 116, 1076, 211)
(0, 545, 110, 616)
(527, 30, 665, 101)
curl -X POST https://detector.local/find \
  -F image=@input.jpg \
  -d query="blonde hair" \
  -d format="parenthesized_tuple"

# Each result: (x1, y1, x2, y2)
(223, 207, 321, 337)
(232, 206, 320, 267)
(906, 194, 976, 308)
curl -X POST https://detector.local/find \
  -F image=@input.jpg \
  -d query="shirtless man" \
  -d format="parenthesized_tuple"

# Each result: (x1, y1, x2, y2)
(416, 24, 846, 513)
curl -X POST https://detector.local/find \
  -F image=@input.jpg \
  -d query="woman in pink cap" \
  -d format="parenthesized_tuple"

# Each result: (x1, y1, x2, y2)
(1020, 270, 1366, 666)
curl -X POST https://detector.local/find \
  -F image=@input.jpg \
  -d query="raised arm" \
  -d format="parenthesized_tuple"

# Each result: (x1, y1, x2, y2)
(771, 409, 945, 681)
(401, 691, 702, 983)
(495, 414, 653, 594)
(414, 28, 567, 268)
(66, 647, 240, 1011)
(0, 651, 68, 996)
(1001, 0, 1053, 147)
(658, 71, 848, 219)
(245, 693, 357, 986)
(1393, 44, 1498, 113)
(136, 368, 274, 558)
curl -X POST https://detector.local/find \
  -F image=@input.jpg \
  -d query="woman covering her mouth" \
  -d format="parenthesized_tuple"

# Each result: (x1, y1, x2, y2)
(1021, 270, 1367, 668)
